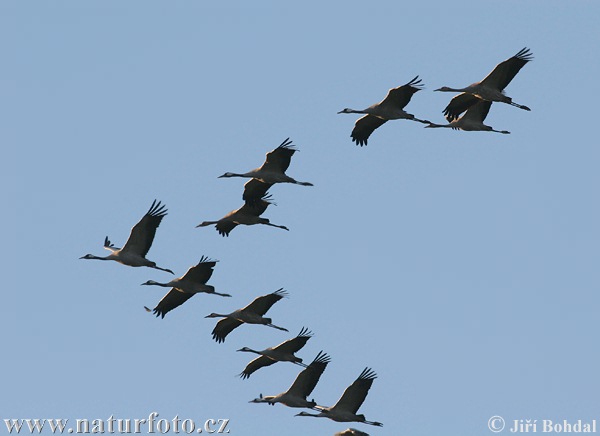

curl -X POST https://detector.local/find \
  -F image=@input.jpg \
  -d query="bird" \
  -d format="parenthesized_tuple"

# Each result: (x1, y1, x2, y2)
(196, 194, 288, 237)
(205, 288, 289, 343)
(142, 257, 231, 319)
(249, 351, 331, 408)
(218, 138, 313, 186)
(296, 367, 383, 427)
(80, 200, 173, 274)
(337, 76, 430, 146)
(425, 100, 510, 134)
(435, 47, 533, 121)
(334, 429, 370, 436)
(237, 327, 313, 379)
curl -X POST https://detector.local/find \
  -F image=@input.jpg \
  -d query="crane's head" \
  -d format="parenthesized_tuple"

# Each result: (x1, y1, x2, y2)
(140, 280, 161, 286)
(337, 108, 353, 114)
(249, 394, 276, 405)
(236, 347, 253, 353)
(434, 86, 452, 92)
(218, 172, 236, 178)
(204, 313, 222, 318)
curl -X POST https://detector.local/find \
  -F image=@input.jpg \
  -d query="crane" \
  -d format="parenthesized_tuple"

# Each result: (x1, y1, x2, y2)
(206, 289, 289, 343)
(296, 367, 382, 427)
(218, 138, 313, 186)
(426, 100, 510, 134)
(142, 257, 231, 319)
(237, 327, 313, 379)
(249, 351, 330, 408)
(80, 200, 173, 274)
(196, 194, 288, 237)
(338, 76, 430, 146)
(435, 47, 533, 121)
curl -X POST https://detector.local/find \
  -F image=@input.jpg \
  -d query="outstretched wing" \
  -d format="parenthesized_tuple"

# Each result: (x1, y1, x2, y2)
(241, 288, 288, 316)
(215, 219, 238, 237)
(211, 317, 244, 343)
(243, 178, 273, 205)
(122, 200, 167, 256)
(442, 93, 481, 122)
(351, 115, 387, 146)
(260, 138, 296, 173)
(480, 47, 533, 92)
(272, 327, 313, 354)
(180, 256, 217, 284)
(237, 193, 274, 217)
(148, 288, 194, 319)
(380, 76, 424, 109)
(286, 351, 330, 399)
(239, 355, 277, 379)
(330, 367, 377, 415)
(461, 100, 493, 123)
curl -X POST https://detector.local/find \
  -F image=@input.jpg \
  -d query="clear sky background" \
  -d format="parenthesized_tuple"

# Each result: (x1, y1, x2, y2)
(3, 2, 600, 436)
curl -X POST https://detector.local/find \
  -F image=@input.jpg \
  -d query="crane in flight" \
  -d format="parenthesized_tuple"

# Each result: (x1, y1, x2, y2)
(206, 289, 289, 343)
(237, 327, 313, 379)
(338, 76, 430, 146)
(249, 351, 331, 409)
(435, 47, 533, 121)
(143, 257, 231, 318)
(80, 200, 173, 274)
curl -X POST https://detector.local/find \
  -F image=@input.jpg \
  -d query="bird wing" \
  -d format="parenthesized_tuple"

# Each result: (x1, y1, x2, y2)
(329, 367, 377, 415)
(286, 351, 330, 398)
(380, 76, 423, 109)
(241, 288, 288, 316)
(215, 218, 238, 237)
(239, 355, 277, 379)
(180, 256, 217, 284)
(243, 179, 273, 205)
(442, 93, 481, 122)
(272, 327, 313, 354)
(211, 317, 244, 343)
(461, 100, 493, 123)
(351, 115, 387, 146)
(150, 288, 194, 319)
(260, 138, 296, 173)
(238, 193, 274, 217)
(480, 47, 533, 92)
(122, 200, 167, 257)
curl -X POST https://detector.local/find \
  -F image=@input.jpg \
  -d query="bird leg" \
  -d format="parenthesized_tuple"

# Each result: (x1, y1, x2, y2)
(262, 222, 289, 231)
(152, 265, 175, 274)
(266, 323, 289, 332)
(509, 101, 530, 111)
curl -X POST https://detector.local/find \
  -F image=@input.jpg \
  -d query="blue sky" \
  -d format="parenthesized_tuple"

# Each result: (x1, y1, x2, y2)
(3, 2, 600, 435)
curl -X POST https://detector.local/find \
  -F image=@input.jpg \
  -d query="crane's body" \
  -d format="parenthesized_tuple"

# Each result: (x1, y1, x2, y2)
(426, 100, 509, 134)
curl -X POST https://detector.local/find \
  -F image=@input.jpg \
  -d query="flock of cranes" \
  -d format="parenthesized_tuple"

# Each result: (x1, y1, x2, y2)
(81, 47, 533, 434)
(339, 47, 533, 145)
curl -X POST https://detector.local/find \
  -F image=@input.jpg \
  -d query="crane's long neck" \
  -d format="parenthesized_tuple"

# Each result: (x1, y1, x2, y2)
(296, 411, 325, 419)
(196, 221, 219, 227)
(80, 254, 112, 261)
(425, 122, 451, 129)
(145, 281, 172, 287)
